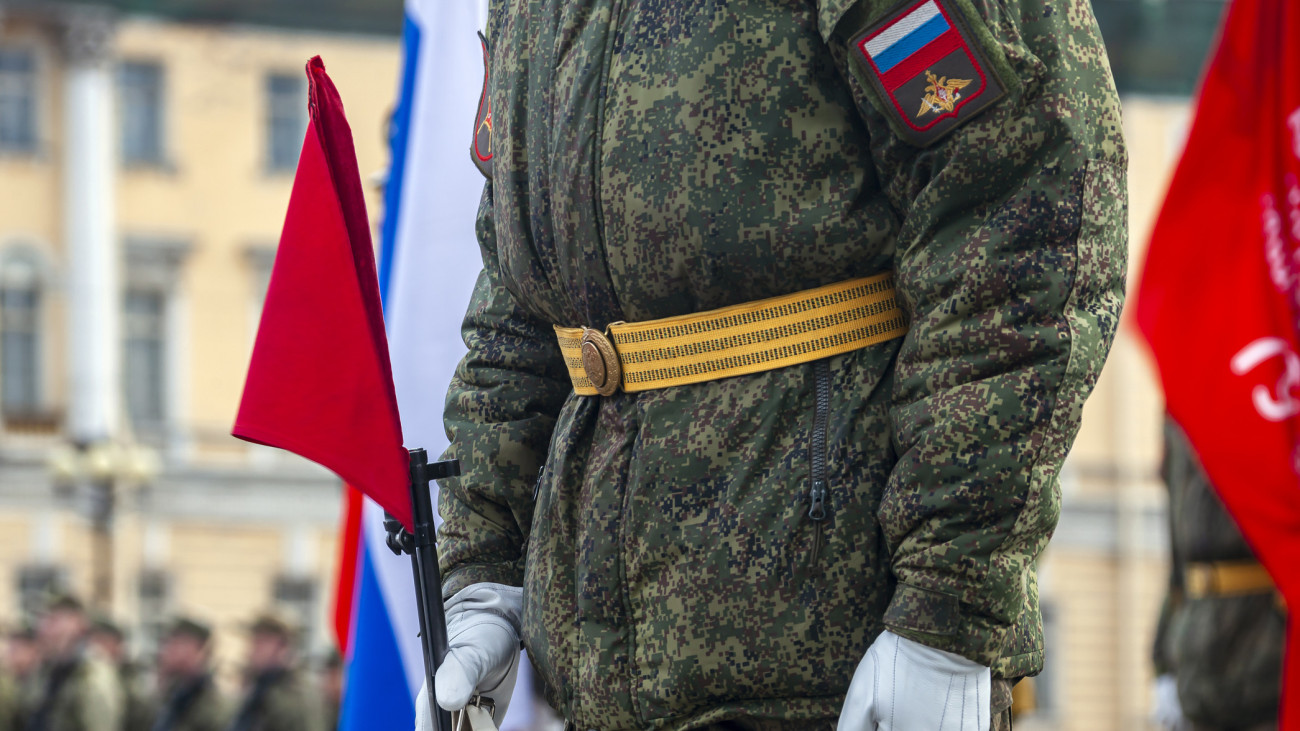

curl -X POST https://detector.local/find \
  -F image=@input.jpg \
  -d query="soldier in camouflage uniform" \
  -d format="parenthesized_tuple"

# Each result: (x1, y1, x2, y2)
(0, 664, 16, 731)
(89, 616, 157, 730)
(421, 0, 1127, 727)
(27, 595, 123, 731)
(152, 618, 230, 731)
(0, 623, 29, 731)
(1, 622, 41, 731)
(226, 614, 323, 731)
(1152, 420, 1283, 731)
(314, 650, 342, 731)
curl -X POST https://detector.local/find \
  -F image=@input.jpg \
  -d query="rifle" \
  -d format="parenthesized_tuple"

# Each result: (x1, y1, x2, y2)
(387, 449, 459, 731)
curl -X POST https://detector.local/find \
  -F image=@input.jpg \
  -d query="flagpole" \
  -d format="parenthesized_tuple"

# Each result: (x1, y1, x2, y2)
(407, 448, 458, 731)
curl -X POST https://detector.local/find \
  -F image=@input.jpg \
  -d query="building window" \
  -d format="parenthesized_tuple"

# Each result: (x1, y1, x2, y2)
(266, 73, 306, 172)
(1, 252, 41, 417)
(123, 289, 166, 432)
(0, 48, 37, 152)
(122, 237, 191, 444)
(119, 61, 164, 166)
(17, 565, 64, 620)
(244, 244, 275, 337)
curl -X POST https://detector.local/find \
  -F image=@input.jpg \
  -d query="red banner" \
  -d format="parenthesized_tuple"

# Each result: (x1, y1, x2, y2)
(1136, 0, 1300, 724)
(233, 58, 412, 529)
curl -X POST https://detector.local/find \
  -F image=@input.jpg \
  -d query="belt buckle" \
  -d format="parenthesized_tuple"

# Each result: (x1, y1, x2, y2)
(452, 695, 497, 731)
(580, 327, 621, 396)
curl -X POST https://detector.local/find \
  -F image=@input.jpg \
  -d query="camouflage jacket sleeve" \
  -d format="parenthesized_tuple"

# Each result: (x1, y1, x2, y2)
(825, 0, 1127, 667)
(438, 184, 573, 596)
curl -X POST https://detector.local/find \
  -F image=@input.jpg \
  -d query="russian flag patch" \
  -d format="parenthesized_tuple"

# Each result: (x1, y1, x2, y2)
(850, 0, 1006, 147)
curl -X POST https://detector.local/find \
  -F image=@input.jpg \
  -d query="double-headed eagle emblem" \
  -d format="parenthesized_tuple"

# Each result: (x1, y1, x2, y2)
(918, 70, 972, 117)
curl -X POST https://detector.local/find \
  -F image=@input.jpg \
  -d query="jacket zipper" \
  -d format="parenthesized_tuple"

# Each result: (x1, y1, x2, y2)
(808, 359, 831, 564)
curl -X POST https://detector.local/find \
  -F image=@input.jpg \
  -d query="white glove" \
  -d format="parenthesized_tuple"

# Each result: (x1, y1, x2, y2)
(838, 630, 992, 731)
(1152, 674, 1186, 730)
(414, 583, 522, 731)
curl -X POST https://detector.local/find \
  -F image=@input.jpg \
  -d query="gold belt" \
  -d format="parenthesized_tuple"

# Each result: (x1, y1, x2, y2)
(554, 273, 909, 396)
(1184, 561, 1276, 598)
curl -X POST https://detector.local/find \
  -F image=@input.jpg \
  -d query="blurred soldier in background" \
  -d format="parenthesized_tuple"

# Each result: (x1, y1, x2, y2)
(27, 594, 123, 731)
(0, 634, 15, 731)
(1, 623, 35, 731)
(1153, 419, 1284, 730)
(314, 651, 341, 731)
(151, 618, 229, 731)
(3, 623, 41, 729)
(88, 617, 156, 730)
(226, 614, 323, 731)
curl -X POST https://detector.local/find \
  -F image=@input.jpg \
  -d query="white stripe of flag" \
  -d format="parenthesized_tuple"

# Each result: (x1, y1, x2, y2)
(864, 0, 942, 58)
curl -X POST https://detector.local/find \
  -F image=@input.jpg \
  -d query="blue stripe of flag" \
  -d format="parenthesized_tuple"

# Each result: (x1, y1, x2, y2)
(872, 12, 950, 72)
(377, 12, 422, 313)
(339, 544, 416, 730)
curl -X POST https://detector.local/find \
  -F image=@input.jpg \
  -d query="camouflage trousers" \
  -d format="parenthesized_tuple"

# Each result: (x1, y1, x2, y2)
(692, 712, 1012, 730)
(560, 677, 1017, 730)
(562, 709, 1013, 730)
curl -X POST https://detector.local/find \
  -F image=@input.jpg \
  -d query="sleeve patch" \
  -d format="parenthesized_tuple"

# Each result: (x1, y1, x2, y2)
(471, 31, 494, 179)
(848, 0, 1006, 147)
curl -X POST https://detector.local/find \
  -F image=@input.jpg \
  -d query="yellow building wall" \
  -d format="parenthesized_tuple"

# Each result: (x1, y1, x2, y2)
(0, 11, 398, 674)
(113, 20, 400, 457)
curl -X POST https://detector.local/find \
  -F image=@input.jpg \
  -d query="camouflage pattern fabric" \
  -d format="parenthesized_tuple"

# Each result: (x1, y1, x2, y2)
(0, 671, 21, 731)
(687, 706, 1013, 730)
(1154, 420, 1284, 729)
(226, 670, 324, 731)
(118, 661, 158, 731)
(563, 681, 1016, 730)
(437, 0, 1127, 727)
(1, 670, 38, 731)
(152, 674, 231, 731)
(27, 653, 123, 731)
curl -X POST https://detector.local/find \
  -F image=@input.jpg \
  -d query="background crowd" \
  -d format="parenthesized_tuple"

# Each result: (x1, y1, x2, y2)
(0, 595, 341, 731)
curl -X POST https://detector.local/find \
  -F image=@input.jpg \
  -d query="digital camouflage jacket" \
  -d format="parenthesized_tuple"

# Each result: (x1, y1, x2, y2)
(153, 674, 230, 731)
(227, 669, 324, 731)
(437, 0, 1127, 727)
(27, 653, 123, 731)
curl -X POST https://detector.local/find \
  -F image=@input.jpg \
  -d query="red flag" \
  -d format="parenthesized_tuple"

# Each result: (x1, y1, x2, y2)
(233, 57, 412, 529)
(1136, 0, 1300, 724)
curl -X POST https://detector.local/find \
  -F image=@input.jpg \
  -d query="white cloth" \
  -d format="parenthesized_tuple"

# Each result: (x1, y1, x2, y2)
(1153, 674, 1188, 730)
(837, 630, 992, 731)
(415, 583, 523, 731)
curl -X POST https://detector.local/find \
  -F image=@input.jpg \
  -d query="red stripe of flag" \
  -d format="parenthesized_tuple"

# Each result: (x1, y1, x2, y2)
(331, 484, 364, 655)
(878, 29, 963, 91)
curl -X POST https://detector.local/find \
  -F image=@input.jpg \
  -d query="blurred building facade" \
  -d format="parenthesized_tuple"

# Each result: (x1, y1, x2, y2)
(0, 0, 1232, 729)
(0, 0, 400, 683)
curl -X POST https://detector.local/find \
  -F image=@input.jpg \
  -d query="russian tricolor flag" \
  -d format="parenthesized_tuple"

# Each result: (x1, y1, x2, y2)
(332, 1, 535, 728)
(860, 1, 964, 91)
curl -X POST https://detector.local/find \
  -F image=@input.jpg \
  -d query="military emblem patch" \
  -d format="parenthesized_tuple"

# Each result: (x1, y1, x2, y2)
(470, 31, 493, 179)
(849, 0, 1006, 147)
